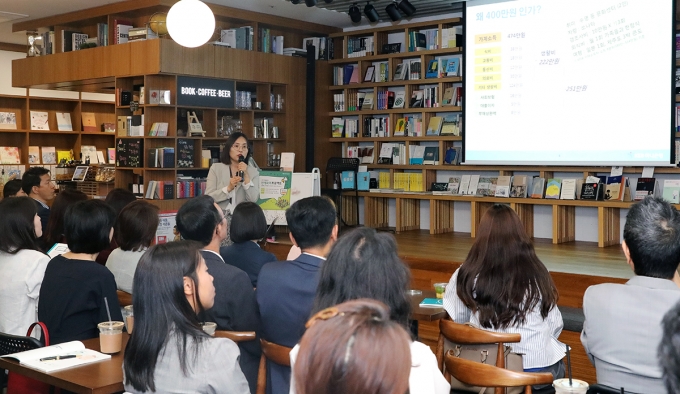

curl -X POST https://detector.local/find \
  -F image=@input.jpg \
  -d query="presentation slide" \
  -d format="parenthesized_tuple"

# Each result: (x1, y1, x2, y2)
(464, 0, 674, 166)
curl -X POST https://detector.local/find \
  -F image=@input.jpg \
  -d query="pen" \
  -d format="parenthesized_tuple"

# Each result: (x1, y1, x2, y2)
(40, 355, 77, 361)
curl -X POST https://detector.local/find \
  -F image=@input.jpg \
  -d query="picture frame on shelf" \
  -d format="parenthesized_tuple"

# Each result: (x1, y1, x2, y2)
(187, 111, 205, 137)
(364, 66, 375, 82)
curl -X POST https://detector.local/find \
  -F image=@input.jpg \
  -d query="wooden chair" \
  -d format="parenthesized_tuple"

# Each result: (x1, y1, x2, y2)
(436, 318, 521, 373)
(117, 290, 132, 307)
(214, 330, 256, 343)
(256, 338, 292, 394)
(445, 356, 554, 394)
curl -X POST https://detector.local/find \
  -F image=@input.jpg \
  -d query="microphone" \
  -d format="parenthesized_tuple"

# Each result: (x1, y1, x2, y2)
(237, 155, 245, 181)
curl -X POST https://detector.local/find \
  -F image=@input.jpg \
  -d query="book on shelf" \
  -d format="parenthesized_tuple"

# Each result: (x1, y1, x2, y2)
(559, 179, 577, 200)
(149, 122, 169, 137)
(510, 175, 529, 198)
(378, 144, 393, 164)
(467, 175, 480, 196)
(425, 59, 439, 78)
(28, 146, 40, 164)
(409, 32, 427, 52)
(445, 58, 461, 77)
(440, 114, 461, 136)
(442, 87, 455, 106)
(30, 111, 49, 131)
(56, 112, 73, 131)
(347, 36, 374, 57)
(0, 147, 20, 164)
(1, 340, 110, 373)
(394, 63, 408, 81)
(113, 20, 133, 44)
(40, 147, 56, 165)
(495, 176, 512, 197)
(409, 145, 426, 165)
(361, 92, 374, 110)
(545, 179, 562, 199)
(81, 145, 98, 164)
(72, 33, 89, 51)
(81, 112, 97, 132)
(441, 26, 462, 48)
(392, 92, 406, 109)
(663, 179, 680, 204)
(425, 116, 443, 136)
(530, 178, 545, 198)
(423, 147, 439, 165)
(410, 90, 424, 108)
(331, 117, 344, 138)
(459, 175, 471, 195)
(634, 178, 658, 200)
(604, 176, 624, 201)
(581, 182, 600, 200)
(0, 112, 17, 130)
(443, 147, 461, 165)
(409, 60, 421, 80)
(394, 118, 406, 137)
(419, 298, 443, 307)
(448, 177, 461, 194)
(476, 177, 492, 197)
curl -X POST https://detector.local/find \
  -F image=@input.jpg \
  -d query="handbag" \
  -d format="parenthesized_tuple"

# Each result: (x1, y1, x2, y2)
(444, 325, 524, 394)
(6, 322, 59, 394)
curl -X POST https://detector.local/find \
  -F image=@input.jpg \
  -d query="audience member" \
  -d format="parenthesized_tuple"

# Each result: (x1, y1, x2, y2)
(176, 195, 260, 393)
(43, 189, 87, 249)
(21, 167, 56, 248)
(256, 196, 337, 394)
(123, 241, 249, 394)
(659, 300, 680, 394)
(582, 196, 680, 394)
(221, 202, 276, 287)
(106, 201, 159, 293)
(294, 299, 411, 394)
(96, 188, 137, 265)
(38, 199, 123, 344)
(444, 204, 565, 392)
(0, 197, 50, 336)
(290, 227, 449, 394)
(3, 179, 26, 197)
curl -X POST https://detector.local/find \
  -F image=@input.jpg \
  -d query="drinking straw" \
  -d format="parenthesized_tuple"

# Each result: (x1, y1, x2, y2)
(566, 344, 573, 387)
(620, 389, 624, 394)
(104, 297, 113, 322)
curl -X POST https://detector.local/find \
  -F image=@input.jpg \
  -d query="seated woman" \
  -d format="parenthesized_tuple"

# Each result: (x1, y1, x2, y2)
(290, 227, 450, 394)
(443, 204, 565, 390)
(294, 299, 411, 394)
(38, 199, 123, 344)
(123, 241, 249, 394)
(96, 188, 138, 265)
(43, 189, 88, 249)
(220, 202, 276, 287)
(0, 197, 50, 336)
(3, 179, 26, 197)
(106, 200, 159, 293)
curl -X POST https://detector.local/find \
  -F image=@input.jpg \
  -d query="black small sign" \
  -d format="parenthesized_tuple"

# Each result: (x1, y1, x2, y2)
(177, 76, 235, 109)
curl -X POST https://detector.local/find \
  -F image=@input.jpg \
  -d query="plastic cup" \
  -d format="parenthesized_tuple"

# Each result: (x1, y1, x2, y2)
(201, 322, 217, 336)
(553, 378, 589, 394)
(98, 321, 125, 354)
(123, 305, 134, 334)
(434, 283, 448, 299)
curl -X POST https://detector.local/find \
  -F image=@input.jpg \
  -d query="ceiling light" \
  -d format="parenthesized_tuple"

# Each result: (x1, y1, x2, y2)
(385, 2, 401, 21)
(364, 2, 379, 22)
(167, 0, 215, 48)
(397, 0, 416, 16)
(349, 3, 362, 23)
(305, 0, 318, 6)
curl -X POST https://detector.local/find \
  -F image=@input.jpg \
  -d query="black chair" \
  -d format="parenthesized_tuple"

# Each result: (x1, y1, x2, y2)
(587, 384, 637, 394)
(321, 157, 360, 227)
(0, 328, 52, 393)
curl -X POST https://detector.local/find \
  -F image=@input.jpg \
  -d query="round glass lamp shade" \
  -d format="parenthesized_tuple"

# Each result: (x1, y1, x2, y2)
(167, 0, 215, 48)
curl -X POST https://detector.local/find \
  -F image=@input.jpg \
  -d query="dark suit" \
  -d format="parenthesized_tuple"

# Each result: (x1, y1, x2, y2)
(33, 199, 50, 250)
(220, 241, 277, 287)
(200, 250, 261, 394)
(256, 253, 324, 394)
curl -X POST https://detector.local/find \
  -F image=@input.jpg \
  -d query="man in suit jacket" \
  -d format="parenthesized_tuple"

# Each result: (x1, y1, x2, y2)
(176, 195, 261, 394)
(22, 166, 55, 250)
(581, 197, 680, 394)
(256, 196, 338, 394)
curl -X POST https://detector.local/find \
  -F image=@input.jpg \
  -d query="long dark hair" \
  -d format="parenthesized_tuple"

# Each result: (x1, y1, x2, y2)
(123, 241, 209, 392)
(219, 131, 251, 165)
(312, 227, 412, 328)
(44, 189, 87, 248)
(457, 204, 558, 329)
(0, 197, 42, 254)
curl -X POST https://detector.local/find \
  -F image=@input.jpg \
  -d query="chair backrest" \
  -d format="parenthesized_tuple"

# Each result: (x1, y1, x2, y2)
(586, 384, 631, 394)
(214, 330, 256, 343)
(445, 355, 553, 394)
(256, 338, 292, 394)
(436, 319, 521, 371)
(117, 290, 132, 307)
(0, 331, 43, 356)
(324, 157, 360, 189)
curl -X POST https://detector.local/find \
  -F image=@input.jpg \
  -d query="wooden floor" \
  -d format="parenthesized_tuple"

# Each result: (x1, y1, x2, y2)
(264, 229, 645, 385)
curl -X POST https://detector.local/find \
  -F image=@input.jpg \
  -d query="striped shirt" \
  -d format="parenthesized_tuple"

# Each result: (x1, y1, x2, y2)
(443, 268, 566, 369)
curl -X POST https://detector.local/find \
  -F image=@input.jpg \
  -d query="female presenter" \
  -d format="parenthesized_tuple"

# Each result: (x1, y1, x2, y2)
(205, 132, 260, 244)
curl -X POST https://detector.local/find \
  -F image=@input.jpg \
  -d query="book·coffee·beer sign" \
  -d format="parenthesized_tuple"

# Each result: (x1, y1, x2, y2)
(177, 76, 235, 108)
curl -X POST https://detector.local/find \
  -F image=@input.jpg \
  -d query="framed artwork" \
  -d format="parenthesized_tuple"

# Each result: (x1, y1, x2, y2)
(363, 66, 375, 82)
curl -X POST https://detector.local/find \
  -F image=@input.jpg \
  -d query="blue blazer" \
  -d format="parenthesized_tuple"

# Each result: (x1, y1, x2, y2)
(220, 241, 277, 288)
(256, 253, 324, 394)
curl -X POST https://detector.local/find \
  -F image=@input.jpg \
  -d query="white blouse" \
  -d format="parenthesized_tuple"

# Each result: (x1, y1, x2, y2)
(106, 248, 147, 294)
(443, 268, 566, 369)
(0, 249, 50, 336)
(289, 340, 450, 394)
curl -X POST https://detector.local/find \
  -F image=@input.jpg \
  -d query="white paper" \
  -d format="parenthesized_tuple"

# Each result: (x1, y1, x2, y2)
(642, 167, 654, 178)
(610, 166, 623, 177)
(47, 243, 70, 259)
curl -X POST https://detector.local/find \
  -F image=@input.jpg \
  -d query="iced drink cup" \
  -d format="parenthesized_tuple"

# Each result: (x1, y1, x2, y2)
(434, 283, 447, 299)
(553, 378, 589, 394)
(201, 322, 217, 336)
(124, 305, 134, 334)
(98, 321, 124, 354)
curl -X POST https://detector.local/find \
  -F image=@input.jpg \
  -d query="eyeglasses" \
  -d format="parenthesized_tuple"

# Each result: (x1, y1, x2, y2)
(232, 144, 248, 151)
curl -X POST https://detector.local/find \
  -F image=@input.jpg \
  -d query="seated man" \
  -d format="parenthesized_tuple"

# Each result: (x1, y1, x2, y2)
(176, 195, 260, 394)
(581, 196, 680, 394)
(659, 300, 680, 394)
(256, 196, 337, 394)
(22, 166, 56, 249)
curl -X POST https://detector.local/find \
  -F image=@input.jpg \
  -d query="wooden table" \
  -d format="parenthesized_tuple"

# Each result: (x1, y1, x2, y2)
(0, 334, 128, 394)
(411, 289, 448, 321)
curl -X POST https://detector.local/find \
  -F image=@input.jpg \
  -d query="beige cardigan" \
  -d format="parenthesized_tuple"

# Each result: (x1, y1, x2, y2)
(205, 162, 260, 211)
